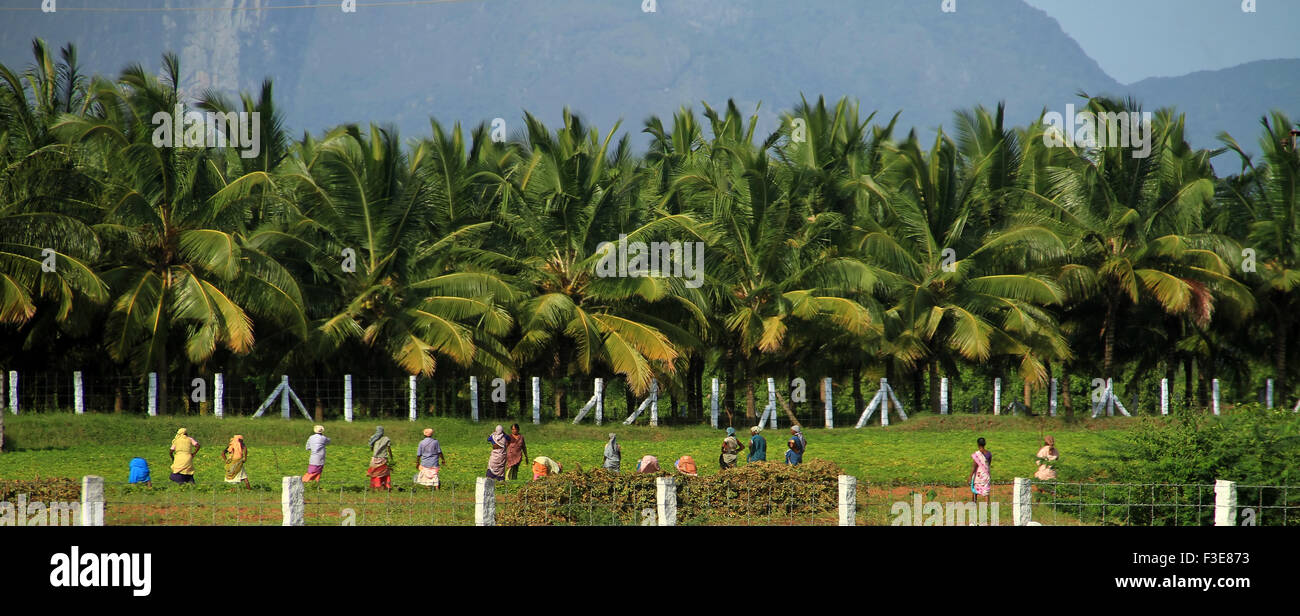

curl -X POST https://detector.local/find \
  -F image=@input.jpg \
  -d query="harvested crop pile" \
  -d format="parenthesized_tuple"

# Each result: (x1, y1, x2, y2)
(498, 459, 844, 525)
(0, 478, 81, 503)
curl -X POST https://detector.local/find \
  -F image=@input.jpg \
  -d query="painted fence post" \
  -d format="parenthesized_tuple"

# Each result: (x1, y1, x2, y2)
(214, 373, 224, 418)
(80, 476, 105, 527)
(1266, 379, 1273, 409)
(766, 377, 777, 429)
(73, 371, 84, 415)
(343, 374, 353, 422)
(531, 377, 540, 425)
(470, 376, 479, 422)
(282, 476, 304, 526)
(1214, 479, 1237, 526)
(824, 378, 833, 428)
(993, 378, 1001, 415)
(594, 377, 604, 426)
(650, 379, 659, 427)
(838, 475, 857, 526)
(475, 477, 497, 526)
(281, 375, 291, 419)
(1106, 378, 1115, 416)
(147, 372, 157, 416)
(710, 378, 719, 429)
(940, 377, 949, 415)
(408, 375, 417, 422)
(1013, 477, 1032, 526)
(1160, 378, 1169, 416)
(880, 378, 891, 427)
(6, 370, 15, 415)
(1212, 379, 1220, 416)
(655, 476, 677, 526)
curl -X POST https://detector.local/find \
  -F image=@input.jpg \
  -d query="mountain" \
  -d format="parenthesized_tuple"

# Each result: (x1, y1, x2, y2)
(0, 0, 1293, 152)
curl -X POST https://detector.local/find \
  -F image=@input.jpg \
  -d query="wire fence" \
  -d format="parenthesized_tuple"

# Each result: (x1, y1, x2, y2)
(72, 478, 1300, 526)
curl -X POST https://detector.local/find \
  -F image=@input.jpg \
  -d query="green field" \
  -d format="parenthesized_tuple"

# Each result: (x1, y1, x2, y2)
(0, 412, 1152, 525)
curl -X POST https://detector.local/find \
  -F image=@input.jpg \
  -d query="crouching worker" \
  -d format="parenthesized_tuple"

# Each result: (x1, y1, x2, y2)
(674, 455, 698, 477)
(532, 456, 562, 480)
(128, 457, 152, 487)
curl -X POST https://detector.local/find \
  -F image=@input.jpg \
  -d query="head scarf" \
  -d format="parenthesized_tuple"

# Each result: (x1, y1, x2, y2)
(726, 427, 736, 436)
(423, 428, 434, 437)
(176, 428, 187, 436)
(227, 435, 246, 460)
(369, 426, 385, 448)
(1044, 435, 1055, 447)
(604, 434, 619, 460)
(750, 426, 760, 434)
(313, 425, 325, 434)
(791, 425, 802, 435)
(490, 425, 507, 447)
(637, 455, 660, 473)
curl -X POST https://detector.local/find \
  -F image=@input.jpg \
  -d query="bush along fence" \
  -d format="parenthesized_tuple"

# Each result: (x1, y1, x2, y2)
(51, 473, 1296, 527)
(2, 371, 1294, 425)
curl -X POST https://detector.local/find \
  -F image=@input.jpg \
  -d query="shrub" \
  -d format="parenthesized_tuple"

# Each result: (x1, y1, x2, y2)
(498, 459, 844, 525)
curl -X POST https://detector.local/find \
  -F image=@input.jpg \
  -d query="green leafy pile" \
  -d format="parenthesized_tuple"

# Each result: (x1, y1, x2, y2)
(0, 478, 81, 503)
(499, 459, 844, 525)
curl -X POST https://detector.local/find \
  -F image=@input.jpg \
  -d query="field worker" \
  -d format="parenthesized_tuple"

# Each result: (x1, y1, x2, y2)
(1034, 435, 1058, 481)
(486, 425, 511, 481)
(674, 455, 698, 477)
(532, 456, 562, 480)
(603, 433, 621, 474)
(635, 455, 660, 474)
(415, 428, 444, 489)
(169, 428, 200, 485)
(747, 426, 767, 464)
(969, 437, 993, 505)
(505, 423, 529, 480)
(367, 426, 393, 491)
(302, 425, 329, 483)
(785, 425, 806, 466)
(221, 434, 251, 488)
(128, 457, 152, 487)
(720, 427, 744, 470)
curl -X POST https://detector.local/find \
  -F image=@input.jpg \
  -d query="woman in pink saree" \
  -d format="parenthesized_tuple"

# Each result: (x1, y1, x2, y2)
(969, 437, 992, 503)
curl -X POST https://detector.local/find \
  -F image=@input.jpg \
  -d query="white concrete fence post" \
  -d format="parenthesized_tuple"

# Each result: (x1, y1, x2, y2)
(1212, 378, 1220, 416)
(470, 376, 479, 422)
(766, 377, 777, 429)
(475, 477, 497, 526)
(940, 377, 949, 415)
(838, 475, 857, 526)
(147, 372, 157, 416)
(1214, 479, 1237, 526)
(281, 476, 304, 526)
(408, 375, 417, 422)
(1266, 379, 1273, 409)
(7, 370, 17, 415)
(993, 377, 1001, 415)
(594, 377, 604, 425)
(710, 378, 719, 429)
(824, 377, 833, 428)
(73, 371, 84, 414)
(1013, 477, 1032, 526)
(655, 476, 677, 526)
(1160, 378, 1169, 415)
(214, 373, 224, 418)
(280, 375, 291, 419)
(343, 374, 353, 422)
(79, 475, 104, 527)
(531, 377, 541, 425)
(650, 379, 660, 427)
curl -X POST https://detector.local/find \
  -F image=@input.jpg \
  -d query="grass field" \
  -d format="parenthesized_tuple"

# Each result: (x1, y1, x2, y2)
(0, 412, 1146, 525)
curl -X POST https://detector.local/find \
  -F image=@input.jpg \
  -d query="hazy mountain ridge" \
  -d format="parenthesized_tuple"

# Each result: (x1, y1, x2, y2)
(0, 0, 1293, 151)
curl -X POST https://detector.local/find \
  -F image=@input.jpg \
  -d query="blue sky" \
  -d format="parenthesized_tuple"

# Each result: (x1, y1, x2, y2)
(1025, 0, 1300, 83)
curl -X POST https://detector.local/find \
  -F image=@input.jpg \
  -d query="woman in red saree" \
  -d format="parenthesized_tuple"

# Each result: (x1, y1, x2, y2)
(505, 424, 528, 480)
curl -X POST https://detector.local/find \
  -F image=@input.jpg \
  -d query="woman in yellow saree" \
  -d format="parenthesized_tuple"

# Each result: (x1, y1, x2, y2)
(169, 428, 200, 485)
(222, 435, 251, 488)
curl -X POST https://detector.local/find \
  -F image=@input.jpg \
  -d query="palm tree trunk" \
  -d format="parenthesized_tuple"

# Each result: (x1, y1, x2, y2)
(744, 358, 755, 420)
(852, 363, 863, 413)
(1184, 356, 1194, 411)
(1062, 368, 1073, 417)
(157, 351, 168, 415)
(1023, 378, 1032, 413)
(1103, 298, 1117, 379)
(911, 366, 923, 415)
(928, 360, 939, 413)
(1275, 311, 1288, 401)
(723, 349, 736, 420)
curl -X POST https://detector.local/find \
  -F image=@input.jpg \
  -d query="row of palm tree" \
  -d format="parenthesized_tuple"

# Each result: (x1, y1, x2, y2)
(2, 42, 1297, 420)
